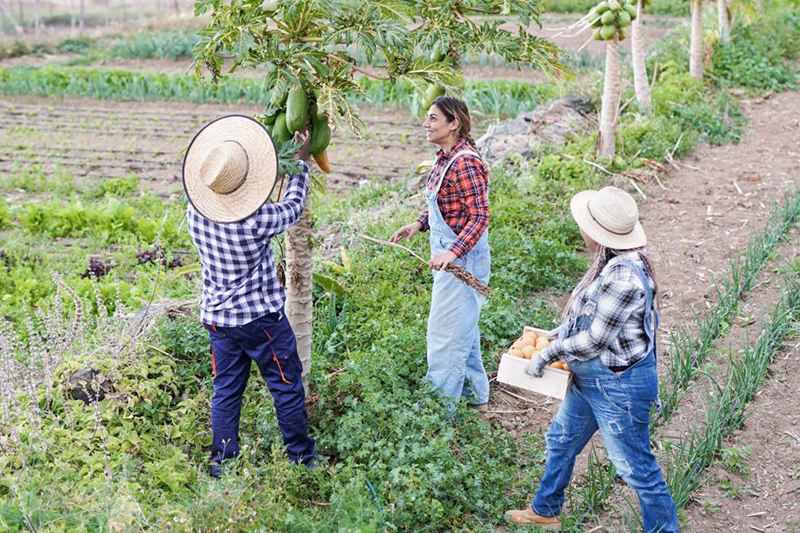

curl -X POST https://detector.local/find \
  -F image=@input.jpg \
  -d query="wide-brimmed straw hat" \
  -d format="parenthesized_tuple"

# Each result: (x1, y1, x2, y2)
(570, 186, 647, 250)
(182, 114, 278, 223)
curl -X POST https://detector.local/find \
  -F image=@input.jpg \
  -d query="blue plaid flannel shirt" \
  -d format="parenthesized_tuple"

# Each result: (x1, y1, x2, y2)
(187, 161, 310, 327)
(542, 252, 656, 368)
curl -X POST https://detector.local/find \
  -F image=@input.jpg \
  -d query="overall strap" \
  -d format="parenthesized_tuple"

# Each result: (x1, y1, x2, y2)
(620, 259, 658, 356)
(429, 149, 481, 195)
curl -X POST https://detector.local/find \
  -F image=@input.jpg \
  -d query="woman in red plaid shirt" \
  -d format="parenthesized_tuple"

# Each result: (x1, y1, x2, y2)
(390, 96, 491, 410)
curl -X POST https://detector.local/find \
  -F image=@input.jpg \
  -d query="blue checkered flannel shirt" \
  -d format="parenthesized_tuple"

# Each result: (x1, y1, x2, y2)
(542, 252, 656, 368)
(187, 161, 310, 327)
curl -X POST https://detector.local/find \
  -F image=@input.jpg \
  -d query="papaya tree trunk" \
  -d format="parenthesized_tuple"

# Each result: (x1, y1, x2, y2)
(690, 0, 704, 80)
(33, 0, 40, 35)
(598, 35, 621, 159)
(631, 0, 651, 114)
(717, 0, 730, 44)
(285, 204, 313, 396)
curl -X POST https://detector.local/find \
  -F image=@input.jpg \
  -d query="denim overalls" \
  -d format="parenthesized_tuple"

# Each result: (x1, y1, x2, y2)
(423, 150, 491, 405)
(531, 261, 679, 533)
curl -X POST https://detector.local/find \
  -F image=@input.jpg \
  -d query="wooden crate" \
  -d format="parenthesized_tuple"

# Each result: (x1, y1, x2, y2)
(496, 327, 573, 400)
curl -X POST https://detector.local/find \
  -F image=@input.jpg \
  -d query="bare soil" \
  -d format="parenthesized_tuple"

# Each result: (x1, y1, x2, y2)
(0, 95, 440, 198)
(488, 89, 800, 529)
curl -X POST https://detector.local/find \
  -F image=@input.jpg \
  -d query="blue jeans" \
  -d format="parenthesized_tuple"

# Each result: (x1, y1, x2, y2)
(531, 353, 679, 533)
(204, 310, 315, 466)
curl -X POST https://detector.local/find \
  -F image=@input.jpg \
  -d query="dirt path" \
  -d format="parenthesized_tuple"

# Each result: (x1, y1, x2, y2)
(489, 89, 800, 529)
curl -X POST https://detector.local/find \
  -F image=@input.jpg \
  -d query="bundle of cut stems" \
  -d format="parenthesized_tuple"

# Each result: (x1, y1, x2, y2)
(358, 234, 492, 297)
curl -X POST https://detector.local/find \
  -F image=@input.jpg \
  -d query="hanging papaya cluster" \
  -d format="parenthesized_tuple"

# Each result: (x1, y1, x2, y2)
(260, 84, 332, 173)
(418, 48, 453, 118)
(591, 0, 637, 41)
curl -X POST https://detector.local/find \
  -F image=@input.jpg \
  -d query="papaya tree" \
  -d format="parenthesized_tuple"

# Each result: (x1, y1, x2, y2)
(589, 0, 636, 158)
(629, 0, 651, 113)
(717, 0, 730, 43)
(192, 0, 565, 388)
(690, 0, 704, 80)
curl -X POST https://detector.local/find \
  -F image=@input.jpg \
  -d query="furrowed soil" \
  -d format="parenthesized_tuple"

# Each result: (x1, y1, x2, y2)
(0, 95, 443, 198)
(490, 89, 800, 531)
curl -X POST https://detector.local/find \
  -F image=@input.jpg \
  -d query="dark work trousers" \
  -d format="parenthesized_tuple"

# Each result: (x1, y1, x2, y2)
(204, 309, 315, 466)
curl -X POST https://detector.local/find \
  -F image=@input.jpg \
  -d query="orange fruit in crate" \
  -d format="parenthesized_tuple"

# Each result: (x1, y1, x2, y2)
(522, 331, 538, 346)
(536, 337, 550, 350)
(522, 345, 535, 359)
(512, 339, 526, 351)
(509, 348, 524, 359)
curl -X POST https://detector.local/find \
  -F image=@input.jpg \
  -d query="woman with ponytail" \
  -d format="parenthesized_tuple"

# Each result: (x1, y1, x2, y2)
(389, 96, 491, 410)
(505, 186, 678, 532)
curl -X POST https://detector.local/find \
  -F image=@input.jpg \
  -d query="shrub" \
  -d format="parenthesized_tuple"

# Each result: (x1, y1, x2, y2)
(709, 11, 800, 91)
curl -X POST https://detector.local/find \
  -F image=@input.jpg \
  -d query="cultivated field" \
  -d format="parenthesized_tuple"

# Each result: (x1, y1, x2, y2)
(1, 2, 799, 532)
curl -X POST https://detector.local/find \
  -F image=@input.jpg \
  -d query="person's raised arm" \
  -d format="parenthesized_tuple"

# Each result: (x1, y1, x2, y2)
(258, 130, 312, 239)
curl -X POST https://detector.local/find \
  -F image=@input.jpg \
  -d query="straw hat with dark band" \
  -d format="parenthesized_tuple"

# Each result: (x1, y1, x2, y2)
(570, 186, 647, 250)
(183, 114, 278, 223)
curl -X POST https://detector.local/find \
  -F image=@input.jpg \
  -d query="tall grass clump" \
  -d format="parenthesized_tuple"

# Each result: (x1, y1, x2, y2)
(111, 30, 200, 61)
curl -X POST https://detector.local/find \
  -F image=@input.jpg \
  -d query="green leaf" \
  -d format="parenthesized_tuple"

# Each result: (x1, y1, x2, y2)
(313, 272, 345, 296)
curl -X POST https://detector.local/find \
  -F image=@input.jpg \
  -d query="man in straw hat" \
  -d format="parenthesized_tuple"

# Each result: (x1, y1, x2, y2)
(505, 186, 678, 532)
(183, 114, 316, 476)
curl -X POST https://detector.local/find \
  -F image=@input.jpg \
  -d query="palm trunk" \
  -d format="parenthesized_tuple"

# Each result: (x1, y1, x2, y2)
(33, 0, 40, 35)
(598, 35, 621, 159)
(690, 0, 704, 80)
(285, 205, 313, 396)
(717, 0, 730, 44)
(631, 0, 651, 114)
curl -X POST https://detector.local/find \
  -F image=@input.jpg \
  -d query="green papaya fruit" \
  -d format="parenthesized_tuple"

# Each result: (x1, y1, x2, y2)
(592, 16, 603, 28)
(270, 87, 288, 108)
(271, 112, 291, 144)
(285, 86, 308, 134)
(423, 84, 446, 110)
(262, 113, 276, 126)
(623, 3, 637, 18)
(596, 1, 609, 13)
(431, 49, 447, 63)
(309, 114, 332, 155)
(593, 28, 604, 40)
(599, 24, 617, 40)
(618, 11, 632, 27)
(600, 11, 616, 24)
(311, 103, 325, 121)
(607, 0, 621, 10)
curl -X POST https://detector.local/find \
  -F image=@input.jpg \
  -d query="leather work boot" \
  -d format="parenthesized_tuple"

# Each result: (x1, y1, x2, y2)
(504, 507, 561, 530)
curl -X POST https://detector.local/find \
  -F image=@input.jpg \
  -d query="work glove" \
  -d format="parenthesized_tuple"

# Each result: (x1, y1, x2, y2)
(524, 352, 547, 378)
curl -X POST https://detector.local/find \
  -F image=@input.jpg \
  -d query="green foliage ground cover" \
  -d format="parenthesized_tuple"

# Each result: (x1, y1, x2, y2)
(1, 7, 799, 531)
